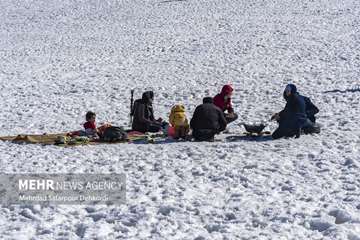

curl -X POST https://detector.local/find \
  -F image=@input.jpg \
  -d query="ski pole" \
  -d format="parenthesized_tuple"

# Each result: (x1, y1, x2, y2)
(129, 89, 134, 126)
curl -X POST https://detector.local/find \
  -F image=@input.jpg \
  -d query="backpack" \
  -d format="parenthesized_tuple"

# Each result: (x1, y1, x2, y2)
(102, 126, 128, 142)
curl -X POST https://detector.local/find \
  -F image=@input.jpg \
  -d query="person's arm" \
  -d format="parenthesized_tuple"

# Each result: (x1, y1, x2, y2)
(271, 112, 280, 121)
(278, 110, 285, 119)
(190, 107, 199, 129)
(279, 100, 291, 118)
(148, 107, 162, 124)
(218, 110, 227, 132)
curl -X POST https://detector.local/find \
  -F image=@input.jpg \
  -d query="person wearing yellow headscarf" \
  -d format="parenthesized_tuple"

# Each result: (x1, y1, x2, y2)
(169, 104, 190, 139)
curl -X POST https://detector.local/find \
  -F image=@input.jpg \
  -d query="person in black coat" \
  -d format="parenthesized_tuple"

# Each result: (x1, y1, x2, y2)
(190, 97, 227, 141)
(272, 84, 317, 139)
(131, 91, 162, 133)
(280, 85, 319, 123)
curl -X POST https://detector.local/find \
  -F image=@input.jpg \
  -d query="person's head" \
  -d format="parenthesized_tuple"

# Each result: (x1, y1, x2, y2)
(142, 91, 154, 104)
(85, 111, 96, 122)
(283, 84, 297, 100)
(221, 85, 234, 99)
(171, 104, 186, 113)
(203, 97, 214, 104)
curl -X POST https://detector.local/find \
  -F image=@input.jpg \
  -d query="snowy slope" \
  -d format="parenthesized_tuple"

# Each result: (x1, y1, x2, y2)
(0, 0, 359, 239)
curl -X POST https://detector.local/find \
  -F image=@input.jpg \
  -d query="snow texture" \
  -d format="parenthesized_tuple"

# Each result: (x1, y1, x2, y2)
(0, 0, 359, 239)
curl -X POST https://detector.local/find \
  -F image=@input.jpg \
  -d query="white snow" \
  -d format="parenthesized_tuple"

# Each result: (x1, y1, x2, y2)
(0, 0, 360, 239)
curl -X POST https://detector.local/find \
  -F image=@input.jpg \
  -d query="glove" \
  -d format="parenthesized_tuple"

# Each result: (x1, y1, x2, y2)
(271, 113, 280, 121)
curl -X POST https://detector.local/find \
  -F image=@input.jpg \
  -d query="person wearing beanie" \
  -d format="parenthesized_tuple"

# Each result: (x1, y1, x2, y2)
(271, 84, 320, 139)
(213, 85, 238, 124)
(282, 84, 320, 123)
(190, 97, 227, 141)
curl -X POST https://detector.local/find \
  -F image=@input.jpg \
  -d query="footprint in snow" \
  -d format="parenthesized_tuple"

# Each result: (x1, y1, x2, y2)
(308, 218, 333, 232)
(329, 209, 352, 224)
(205, 224, 222, 233)
(75, 223, 87, 238)
(20, 208, 41, 221)
(158, 205, 176, 216)
(86, 212, 107, 222)
(243, 164, 257, 169)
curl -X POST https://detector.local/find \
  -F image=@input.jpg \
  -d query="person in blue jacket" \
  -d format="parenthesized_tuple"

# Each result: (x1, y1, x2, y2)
(272, 84, 320, 139)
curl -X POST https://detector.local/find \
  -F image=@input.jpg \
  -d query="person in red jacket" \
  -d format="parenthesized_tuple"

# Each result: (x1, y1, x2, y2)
(83, 111, 99, 138)
(213, 85, 238, 124)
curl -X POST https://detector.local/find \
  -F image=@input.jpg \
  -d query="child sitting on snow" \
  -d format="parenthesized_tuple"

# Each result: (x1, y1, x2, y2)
(169, 104, 190, 139)
(83, 111, 99, 139)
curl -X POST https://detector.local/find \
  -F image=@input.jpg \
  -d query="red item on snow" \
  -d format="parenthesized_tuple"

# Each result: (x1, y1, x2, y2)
(168, 126, 176, 138)
(213, 85, 234, 113)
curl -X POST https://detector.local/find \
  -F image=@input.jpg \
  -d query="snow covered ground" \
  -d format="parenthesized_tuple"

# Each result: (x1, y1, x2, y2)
(0, 0, 360, 239)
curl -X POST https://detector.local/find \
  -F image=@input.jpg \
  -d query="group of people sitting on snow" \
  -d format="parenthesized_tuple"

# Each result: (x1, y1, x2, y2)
(129, 84, 239, 141)
(81, 83, 320, 142)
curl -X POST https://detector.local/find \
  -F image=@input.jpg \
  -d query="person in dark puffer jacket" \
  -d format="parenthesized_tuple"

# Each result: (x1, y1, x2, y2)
(272, 84, 320, 139)
(190, 97, 227, 141)
(272, 84, 306, 139)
